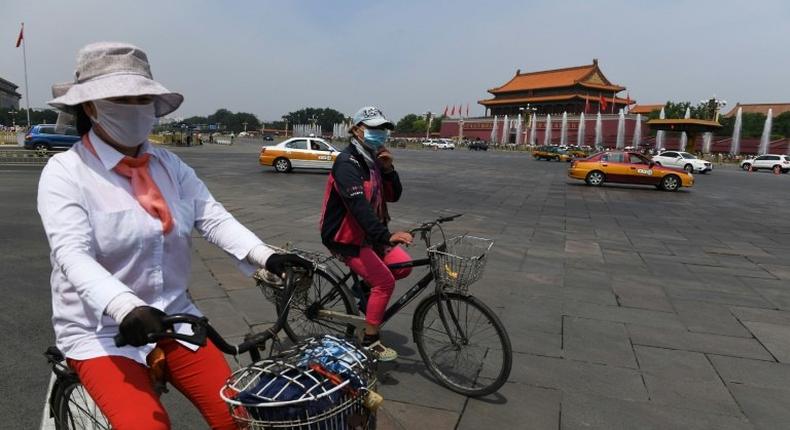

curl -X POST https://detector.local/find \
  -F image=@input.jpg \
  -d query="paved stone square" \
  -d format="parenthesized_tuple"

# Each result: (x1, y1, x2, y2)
(5, 141, 790, 429)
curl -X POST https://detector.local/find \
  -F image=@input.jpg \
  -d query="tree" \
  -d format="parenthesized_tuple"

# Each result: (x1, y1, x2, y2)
(0, 108, 58, 128)
(281, 107, 346, 133)
(396, 114, 422, 132)
(774, 112, 790, 138)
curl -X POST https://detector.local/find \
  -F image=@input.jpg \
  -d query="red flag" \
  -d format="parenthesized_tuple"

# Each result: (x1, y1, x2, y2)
(443, 105, 448, 117)
(626, 92, 631, 106)
(611, 91, 617, 113)
(466, 104, 470, 117)
(15, 23, 23, 48)
(457, 104, 462, 118)
(599, 94, 608, 112)
(450, 105, 456, 116)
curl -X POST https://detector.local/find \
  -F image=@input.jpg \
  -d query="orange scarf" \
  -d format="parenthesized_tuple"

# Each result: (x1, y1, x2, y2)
(82, 135, 173, 234)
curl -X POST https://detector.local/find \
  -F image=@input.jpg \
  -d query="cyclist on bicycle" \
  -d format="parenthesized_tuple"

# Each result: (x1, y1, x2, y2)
(320, 106, 413, 361)
(39, 42, 309, 430)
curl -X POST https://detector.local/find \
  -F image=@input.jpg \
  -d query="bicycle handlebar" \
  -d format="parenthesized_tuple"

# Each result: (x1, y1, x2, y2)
(114, 265, 309, 356)
(409, 213, 463, 235)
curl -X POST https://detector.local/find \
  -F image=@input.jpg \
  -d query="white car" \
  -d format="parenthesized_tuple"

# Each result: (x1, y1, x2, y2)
(740, 154, 790, 173)
(651, 151, 712, 174)
(436, 139, 456, 150)
(421, 139, 438, 148)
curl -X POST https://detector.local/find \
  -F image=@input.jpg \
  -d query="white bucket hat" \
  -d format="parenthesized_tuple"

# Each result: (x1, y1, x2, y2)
(48, 42, 183, 117)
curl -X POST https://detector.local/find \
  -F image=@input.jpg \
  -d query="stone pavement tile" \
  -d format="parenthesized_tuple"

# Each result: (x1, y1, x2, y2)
(193, 297, 252, 338)
(511, 353, 647, 401)
(634, 346, 741, 416)
(505, 294, 563, 334)
(560, 392, 753, 430)
(563, 317, 636, 368)
(187, 267, 227, 300)
(611, 276, 674, 312)
(377, 400, 459, 430)
(376, 357, 467, 412)
(562, 301, 686, 330)
(643, 261, 697, 280)
(213, 269, 256, 291)
(686, 264, 776, 280)
(695, 273, 755, 295)
(640, 252, 720, 267)
(673, 300, 752, 338)
(457, 383, 560, 430)
(627, 325, 773, 361)
(227, 287, 277, 326)
(501, 312, 562, 356)
(747, 281, 790, 311)
(713, 255, 766, 270)
(191, 236, 229, 260)
(729, 306, 790, 326)
(564, 240, 603, 260)
(727, 384, 790, 430)
(662, 284, 773, 308)
(742, 321, 790, 363)
(563, 284, 618, 306)
(602, 249, 646, 267)
(563, 268, 610, 289)
(710, 355, 790, 391)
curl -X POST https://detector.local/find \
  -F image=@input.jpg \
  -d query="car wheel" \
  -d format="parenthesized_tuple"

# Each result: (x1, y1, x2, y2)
(684, 164, 694, 173)
(742, 163, 751, 171)
(585, 171, 605, 186)
(274, 157, 292, 173)
(34, 143, 49, 156)
(660, 175, 680, 191)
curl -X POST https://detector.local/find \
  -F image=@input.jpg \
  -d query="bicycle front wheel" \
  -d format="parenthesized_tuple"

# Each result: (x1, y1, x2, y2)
(413, 292, 512, 397)
(277, 267, 358, 342)
(52, 377, 111, 430)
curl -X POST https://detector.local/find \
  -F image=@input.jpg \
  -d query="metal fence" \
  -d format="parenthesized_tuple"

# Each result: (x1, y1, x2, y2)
(0, 132, 22, 145)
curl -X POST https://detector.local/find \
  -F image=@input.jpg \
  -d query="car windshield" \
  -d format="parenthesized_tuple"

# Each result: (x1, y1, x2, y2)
(680, 153, 696, 159)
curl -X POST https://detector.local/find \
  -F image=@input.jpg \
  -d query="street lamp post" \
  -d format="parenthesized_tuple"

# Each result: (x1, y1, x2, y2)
(699, 96, 727, 122)
(242, 122, 248, 133)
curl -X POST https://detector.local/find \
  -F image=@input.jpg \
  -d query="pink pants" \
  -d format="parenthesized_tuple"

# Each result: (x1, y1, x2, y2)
(344, 246, 412, 325)
(67, 339, 236, 430)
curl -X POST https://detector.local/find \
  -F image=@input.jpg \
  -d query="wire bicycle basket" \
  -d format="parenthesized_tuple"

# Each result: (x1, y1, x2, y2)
(221, 335, 379, 429)
(427, 235, 494, 293)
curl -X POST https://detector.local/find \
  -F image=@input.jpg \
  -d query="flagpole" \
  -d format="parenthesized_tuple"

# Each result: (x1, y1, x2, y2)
(20, 22, 31, 127)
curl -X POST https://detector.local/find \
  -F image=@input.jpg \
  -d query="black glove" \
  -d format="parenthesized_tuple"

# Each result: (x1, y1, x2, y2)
(265, 253, 313, 277)
(118, 306, 166, 347)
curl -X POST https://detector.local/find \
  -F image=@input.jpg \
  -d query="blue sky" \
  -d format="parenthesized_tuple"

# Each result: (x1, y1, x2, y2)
(1, 0, 789, 121)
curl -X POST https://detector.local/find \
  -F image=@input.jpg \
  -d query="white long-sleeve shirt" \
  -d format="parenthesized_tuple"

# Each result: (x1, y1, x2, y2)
(37, 130, 273, 364)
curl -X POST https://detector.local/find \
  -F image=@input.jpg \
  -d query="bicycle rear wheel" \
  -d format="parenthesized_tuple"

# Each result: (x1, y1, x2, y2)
(413, 292, 512, 397)
(51, 376, 111, 430)
(278, 267, 359, 342)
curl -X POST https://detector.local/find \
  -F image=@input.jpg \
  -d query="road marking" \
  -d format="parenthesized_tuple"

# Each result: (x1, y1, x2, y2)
(40, 373, 56, 430)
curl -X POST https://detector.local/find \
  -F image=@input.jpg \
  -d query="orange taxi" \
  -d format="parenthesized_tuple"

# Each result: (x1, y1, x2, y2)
(568, 151, 694, 191)
(259, 137, 339, 173)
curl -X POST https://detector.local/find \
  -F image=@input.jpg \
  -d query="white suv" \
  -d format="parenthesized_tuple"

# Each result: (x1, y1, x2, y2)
(652, 151, 712, 174)
(740, 154, 790, 173)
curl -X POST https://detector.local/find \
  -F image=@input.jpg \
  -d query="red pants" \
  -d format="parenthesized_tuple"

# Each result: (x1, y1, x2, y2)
(344, 246, 412, 325)
(67, 339, 235, 430)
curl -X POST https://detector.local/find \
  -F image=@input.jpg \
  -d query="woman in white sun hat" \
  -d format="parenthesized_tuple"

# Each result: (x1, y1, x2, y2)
(39, 42, 310, 430)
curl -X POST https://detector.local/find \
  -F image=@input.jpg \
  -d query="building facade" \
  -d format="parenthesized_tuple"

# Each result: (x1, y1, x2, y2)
(0, 77, 21, 109)
(478, 59, 631, 116)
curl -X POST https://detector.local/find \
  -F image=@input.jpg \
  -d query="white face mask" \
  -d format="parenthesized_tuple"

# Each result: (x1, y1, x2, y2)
(90, 99, 156, 147)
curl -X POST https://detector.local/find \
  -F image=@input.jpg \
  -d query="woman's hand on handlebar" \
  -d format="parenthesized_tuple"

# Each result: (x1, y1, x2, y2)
(264, 252, 314, 278)
(118, 306, 167, 347)
(389, 231, 413, 246)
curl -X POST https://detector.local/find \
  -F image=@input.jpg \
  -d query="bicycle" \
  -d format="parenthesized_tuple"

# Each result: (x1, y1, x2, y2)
(264, 214, 513, 397)
(44, 266, 380, 430)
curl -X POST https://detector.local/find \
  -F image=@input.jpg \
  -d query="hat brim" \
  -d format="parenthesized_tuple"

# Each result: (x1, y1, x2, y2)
(360, 117, 395, 130)
(47, 73, 183, 117)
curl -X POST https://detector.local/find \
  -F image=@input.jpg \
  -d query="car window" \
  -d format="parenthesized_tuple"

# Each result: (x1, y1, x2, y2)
(629, 154, 648, 164)
(602, 152, 624, 162)
(40, 126, 56, 134)
(65, 127, 79, 136)
(767, 155, 780, 160)
(285, 139, 308, 150)
(755, 156, 767, 161)
(311, 140, 330, 151)
(661, 152, 678, 158)
(680, 153, 695, 159)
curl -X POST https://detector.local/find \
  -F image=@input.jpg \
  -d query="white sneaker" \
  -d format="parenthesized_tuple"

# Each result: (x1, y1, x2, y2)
(365, 340, 398, 362)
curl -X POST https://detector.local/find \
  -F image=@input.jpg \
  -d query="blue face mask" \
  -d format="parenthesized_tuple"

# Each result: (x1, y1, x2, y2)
(363, 129, 389, 149)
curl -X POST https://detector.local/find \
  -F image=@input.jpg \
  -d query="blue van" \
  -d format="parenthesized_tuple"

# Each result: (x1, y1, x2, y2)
(24, 124, 80, 152)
